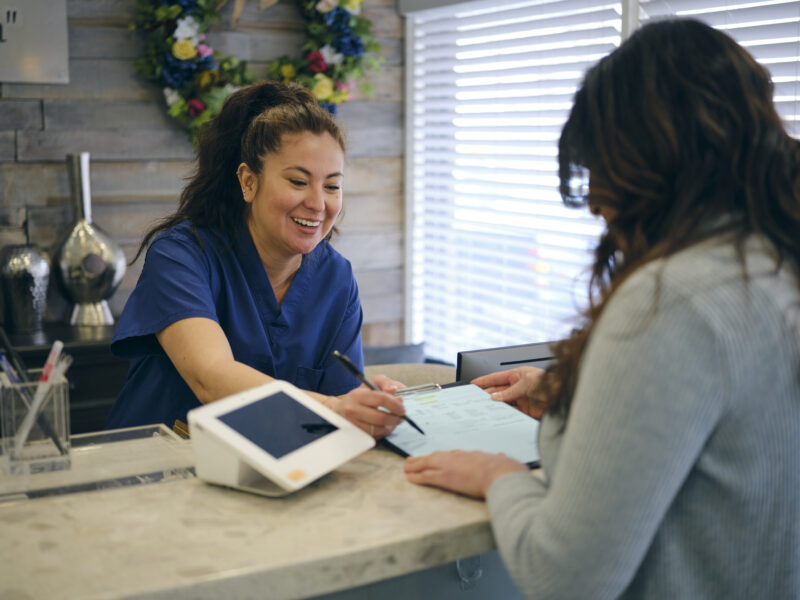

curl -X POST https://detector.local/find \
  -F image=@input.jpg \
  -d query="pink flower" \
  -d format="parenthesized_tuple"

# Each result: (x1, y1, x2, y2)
(336, 80, 351, 91)
(196, 43, 213, 58)
(187, 98, 206, 117)
(306, 50, 327, 73)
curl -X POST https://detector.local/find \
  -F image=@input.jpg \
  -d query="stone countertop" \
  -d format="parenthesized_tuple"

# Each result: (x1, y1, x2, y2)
(0, 445, 495, 600)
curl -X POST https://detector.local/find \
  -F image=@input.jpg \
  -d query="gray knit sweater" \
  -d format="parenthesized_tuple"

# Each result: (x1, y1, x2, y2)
(487, 235, 800, 599)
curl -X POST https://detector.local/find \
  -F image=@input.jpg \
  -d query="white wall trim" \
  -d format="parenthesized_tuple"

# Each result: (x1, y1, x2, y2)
(403, 12, 416, 343)
(622, 0, 640, 39)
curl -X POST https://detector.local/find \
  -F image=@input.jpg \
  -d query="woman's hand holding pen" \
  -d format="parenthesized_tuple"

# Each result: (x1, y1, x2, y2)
(472, 366, 547, 420)
(328, 383, 407, 439)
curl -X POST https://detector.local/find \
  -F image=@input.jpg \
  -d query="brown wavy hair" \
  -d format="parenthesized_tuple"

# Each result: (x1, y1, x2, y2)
(535, 18, 800, 419)
(132, 81, 345, 262)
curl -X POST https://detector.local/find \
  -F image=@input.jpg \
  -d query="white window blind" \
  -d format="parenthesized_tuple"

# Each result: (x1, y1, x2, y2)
(407, 0, 617, 362)
(407, 0, 800, 365)
(640, 0, 800, 137)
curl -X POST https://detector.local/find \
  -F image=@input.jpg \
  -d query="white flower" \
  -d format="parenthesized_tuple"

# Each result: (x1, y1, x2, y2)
(315, 0, 338, 14)
(173, 16, 200, 44)
(320, 44, 344, 66)
(163, 87, 181, 106)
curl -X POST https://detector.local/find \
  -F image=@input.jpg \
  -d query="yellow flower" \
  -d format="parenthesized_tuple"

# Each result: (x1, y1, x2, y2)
(331, 89, 349, 104)
(197, 69, 219, 89)
(312, 73, 334, 101)
(172, 39, 197, 60)
(344, 0, 362, 13)
(280, 63, 296, 82)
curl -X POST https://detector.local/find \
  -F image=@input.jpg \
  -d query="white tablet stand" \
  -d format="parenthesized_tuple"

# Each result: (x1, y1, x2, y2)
(188, 381, 375, 497)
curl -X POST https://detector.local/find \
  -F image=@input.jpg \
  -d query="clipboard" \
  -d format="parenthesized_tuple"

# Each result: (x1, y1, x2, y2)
(384, 383, 540, 467)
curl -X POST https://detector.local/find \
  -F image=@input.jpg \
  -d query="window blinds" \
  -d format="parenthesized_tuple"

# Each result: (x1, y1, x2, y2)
(640, 0, 800, 137)
(407, 0, 800, 364)
(407, 0, 617, 362)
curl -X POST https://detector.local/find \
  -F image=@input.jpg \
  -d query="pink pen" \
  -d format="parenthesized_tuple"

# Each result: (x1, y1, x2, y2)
(13, 339, 67, 453)
(39, 340, 64, 383)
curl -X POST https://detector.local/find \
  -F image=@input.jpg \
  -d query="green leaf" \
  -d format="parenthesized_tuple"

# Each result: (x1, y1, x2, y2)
(358, 81, 374, 96)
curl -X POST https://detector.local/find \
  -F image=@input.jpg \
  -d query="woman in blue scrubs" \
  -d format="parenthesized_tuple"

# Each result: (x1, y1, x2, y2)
(107, 81, 406, 437)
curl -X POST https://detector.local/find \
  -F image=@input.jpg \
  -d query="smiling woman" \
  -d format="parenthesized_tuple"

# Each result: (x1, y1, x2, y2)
(105, 80, 408, 441)
(237, 131, 344, 276)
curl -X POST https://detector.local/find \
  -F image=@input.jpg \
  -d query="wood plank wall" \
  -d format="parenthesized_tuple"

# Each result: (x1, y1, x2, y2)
(0, 0, 405, 346)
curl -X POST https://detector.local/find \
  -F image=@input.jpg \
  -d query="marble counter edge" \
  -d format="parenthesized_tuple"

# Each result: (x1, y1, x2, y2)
(122, 519, 496, 600)
(0, 447, 500, 600)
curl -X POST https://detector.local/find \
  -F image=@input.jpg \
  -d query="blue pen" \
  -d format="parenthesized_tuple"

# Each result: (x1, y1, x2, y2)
(0, 351, 30, 396)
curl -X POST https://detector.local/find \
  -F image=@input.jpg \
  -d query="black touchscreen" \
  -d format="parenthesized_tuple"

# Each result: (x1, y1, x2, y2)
(218, 391, 338, 459)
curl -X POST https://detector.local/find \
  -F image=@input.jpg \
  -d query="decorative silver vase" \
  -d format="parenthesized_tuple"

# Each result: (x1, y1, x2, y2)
(55, 152, 126, 326)
(0, 244, 50, 333)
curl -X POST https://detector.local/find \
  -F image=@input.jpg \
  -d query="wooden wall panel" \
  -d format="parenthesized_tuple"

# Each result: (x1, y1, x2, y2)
(0, 161, 192, 210)
(361, 320, 404, 346)
(66, 0, 137, 22)
(17, 129, 194, 162)
(2, 59, 159, 101)
(0, 100, 43, 130)
(345, 156, 401, 193)
(339, 192, 402, 229)
(332, 226, 402, 270)
(0, 132, 15, 161)
(44, 100, 177, 130)
(68, 25, 142, 58)
(206, 30, 305, 59)
(0, 0, 406, 345)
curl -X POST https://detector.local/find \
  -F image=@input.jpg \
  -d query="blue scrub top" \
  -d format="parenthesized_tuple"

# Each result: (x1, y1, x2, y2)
(106, 220, 363, 429)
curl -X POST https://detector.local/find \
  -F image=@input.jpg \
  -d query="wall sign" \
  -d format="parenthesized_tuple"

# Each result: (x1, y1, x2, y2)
(0, 0, 69, 83)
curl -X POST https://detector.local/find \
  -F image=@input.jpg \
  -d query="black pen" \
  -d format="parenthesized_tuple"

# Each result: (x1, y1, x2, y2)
(332, 350, 426, 435)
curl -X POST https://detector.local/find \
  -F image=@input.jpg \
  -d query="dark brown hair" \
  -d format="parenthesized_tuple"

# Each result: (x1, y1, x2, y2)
(133, 81, 345, 261)
(536, 18, 800, 418)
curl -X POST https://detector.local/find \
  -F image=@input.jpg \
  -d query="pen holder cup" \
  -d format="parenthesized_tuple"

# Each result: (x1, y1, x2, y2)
(0, 372, 71, 476)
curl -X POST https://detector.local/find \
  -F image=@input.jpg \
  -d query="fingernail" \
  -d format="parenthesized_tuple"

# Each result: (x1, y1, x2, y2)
(491, 393, 503, 401)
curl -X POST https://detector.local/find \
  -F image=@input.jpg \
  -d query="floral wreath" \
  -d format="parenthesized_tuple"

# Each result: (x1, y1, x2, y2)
(133, 0, 382, 143)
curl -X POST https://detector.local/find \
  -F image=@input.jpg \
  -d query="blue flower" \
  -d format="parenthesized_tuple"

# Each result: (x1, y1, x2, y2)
(159, 0, 198, 11)
(319, 101, 338, 115)
(323, 8, 351, 33)
(334, 31, 364, 57)
(198, 53, 216, 71)
(162, 51, 197, 88)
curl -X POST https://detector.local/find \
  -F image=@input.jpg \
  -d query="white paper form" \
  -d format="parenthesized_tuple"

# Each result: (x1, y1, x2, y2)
(385, 384, 540, 465)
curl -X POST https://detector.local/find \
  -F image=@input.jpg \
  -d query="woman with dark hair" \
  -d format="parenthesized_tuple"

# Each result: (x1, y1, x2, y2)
(107, 81, 406, 437)
(405, 19, 800, 598)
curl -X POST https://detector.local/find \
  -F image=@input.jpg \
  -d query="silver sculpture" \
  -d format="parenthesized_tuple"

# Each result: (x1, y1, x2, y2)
(0, 244, 50, 333)
(55, 152, 126, 326)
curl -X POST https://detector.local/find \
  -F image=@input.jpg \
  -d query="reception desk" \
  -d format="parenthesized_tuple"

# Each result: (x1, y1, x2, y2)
(0, 429, 524, 599)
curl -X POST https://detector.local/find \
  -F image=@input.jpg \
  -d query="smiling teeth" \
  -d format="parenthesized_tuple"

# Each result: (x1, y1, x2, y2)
(292, 217, 320, 227)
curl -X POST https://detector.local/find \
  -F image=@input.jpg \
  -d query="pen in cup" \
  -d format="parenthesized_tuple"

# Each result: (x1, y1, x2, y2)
(0, 330, 69, 456)
(0, 327, 32, 389)
(13, 341, 72, 454)
(332, 350, 426, 435)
